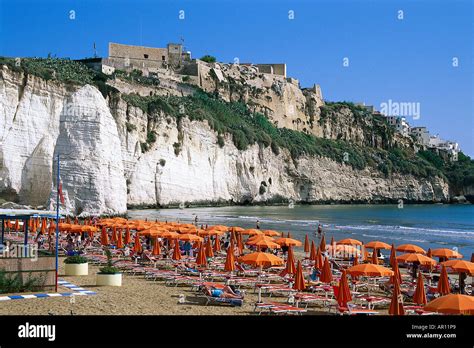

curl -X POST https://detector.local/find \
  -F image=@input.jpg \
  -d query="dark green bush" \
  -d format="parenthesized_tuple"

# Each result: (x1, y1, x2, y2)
(64, 255, 87, 264)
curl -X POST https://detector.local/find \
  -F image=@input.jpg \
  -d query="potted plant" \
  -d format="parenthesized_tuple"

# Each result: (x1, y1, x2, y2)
(64, 255, 89, 276)
(96, 248, 122, 286)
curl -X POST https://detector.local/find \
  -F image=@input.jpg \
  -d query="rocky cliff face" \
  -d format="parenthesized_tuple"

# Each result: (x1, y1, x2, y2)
(0, 66, 450, 215)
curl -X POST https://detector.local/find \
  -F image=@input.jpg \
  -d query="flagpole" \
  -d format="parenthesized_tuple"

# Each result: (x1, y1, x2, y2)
(55, 153, 60, 292)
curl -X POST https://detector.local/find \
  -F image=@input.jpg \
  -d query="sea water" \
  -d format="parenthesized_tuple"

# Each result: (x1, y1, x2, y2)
(128, 204, 474, 259)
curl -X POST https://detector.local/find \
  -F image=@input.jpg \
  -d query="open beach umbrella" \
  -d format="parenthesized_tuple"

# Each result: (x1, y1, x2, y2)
(173, 240, 182, 260)
(262, 230, 281, 237)
(337, 238, 363, 246)
(133, 234, 142, 254)
(230, 226, 244, 233)
(319, 234, 326, 252)
(246, 235, 274, 245)
(205, 238, 214, 258)
(320, 257, 333, 283)
(280, 246, 296, 276)
(326, 245, 361, 259)
(254, 239, 281, 250)
(304, 235, 310, 253)
(397, 253, 436, 266)
(293, 260, 306, 291)
(100, 226, 109, 246)
(424, 294, 474, 315)
(242, 229, 263, 236)
(309, 241, 316, 261)
(208, 225, 228, 232)
(196, 243, 208, 267)
(389, 273, 405, 315)
(442, 260, 474, 275)
(275, 237, 303, 247)
(224, 244, 235, 272)
(437, 265, 451, 296)
(152, 237, 161, 256)
(347, 264, 394, 277)
(389, 244, 396, 268)
(237, 252, 284, 268)
(413, 271, 427, 305)
(116, 228, 123, 249)
(396, 244, 426, 254)
(431, 248, 463, 260)
(336, 270, 352, 308)
(365, 241, 391, 250)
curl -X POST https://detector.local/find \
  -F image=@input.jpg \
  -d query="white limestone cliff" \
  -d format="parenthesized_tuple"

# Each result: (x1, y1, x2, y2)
(0, 66, 450, 215)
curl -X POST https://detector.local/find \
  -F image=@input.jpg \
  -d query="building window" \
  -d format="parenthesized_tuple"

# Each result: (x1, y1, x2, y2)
(144, 54, 149, 59)
(162, 56, 166, 61)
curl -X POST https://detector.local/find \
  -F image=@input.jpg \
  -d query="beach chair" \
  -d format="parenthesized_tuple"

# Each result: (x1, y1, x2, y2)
(254, 302, 306, 315)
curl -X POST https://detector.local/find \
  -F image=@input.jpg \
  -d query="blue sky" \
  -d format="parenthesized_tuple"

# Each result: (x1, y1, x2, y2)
(1, 0, 473, 156)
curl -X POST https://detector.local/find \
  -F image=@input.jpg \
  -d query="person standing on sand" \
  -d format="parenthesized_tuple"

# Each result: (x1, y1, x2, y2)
(317, 224, 323, 238)
(194, 215, 198, 226)
(256, 220, 260, 229)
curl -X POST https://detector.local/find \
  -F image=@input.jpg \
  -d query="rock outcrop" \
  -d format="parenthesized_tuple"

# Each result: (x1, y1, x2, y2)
(0, 65, 450, 215)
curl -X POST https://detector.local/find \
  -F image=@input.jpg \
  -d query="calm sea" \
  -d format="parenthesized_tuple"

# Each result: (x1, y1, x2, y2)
(128, 204, 474, 259)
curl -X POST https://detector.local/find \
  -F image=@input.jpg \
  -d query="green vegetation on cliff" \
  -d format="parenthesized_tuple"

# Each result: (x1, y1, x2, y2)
(122, 90, 444, 179)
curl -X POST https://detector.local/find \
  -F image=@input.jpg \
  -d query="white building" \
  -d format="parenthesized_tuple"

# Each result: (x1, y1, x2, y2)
(428, 134, 460, 161)
(386, 116, 410, 137)
(410, 127, 430, 146)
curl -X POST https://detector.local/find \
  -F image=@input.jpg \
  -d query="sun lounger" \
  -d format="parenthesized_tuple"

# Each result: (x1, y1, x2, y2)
(202, 295, 243, 307)
(294, 293, 336, 308)
(254, 302, 306, 315)
(354, 295, 390, 309)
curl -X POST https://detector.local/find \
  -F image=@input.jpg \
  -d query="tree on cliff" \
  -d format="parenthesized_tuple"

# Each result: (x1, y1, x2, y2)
(200, 55, 216, 63)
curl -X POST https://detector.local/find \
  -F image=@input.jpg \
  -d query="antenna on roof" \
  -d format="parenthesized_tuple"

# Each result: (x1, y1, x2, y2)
(93, 42, 97, 58)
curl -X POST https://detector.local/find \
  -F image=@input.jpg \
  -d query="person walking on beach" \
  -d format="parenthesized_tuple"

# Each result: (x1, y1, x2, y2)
(194, 215, 198, 226)
(256, 219, 260, 229)
(317, 223, 323, 238)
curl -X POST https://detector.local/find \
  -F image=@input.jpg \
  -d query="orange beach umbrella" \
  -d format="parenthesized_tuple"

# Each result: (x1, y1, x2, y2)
(116, 228, 123, 249)
(413, 271, 427, 305)
(304, 235, 310, 253)
(133, 233, 142, 254)
(437, 265, 451, 296)
(336, 269, 352, 308)
(365, 241, 391, 250)
(196, 243, 208, 267)
(347, 264, 394, 277)
(275, 237, 302, 247)
(424, 294, 474, 315)
(205, 238, 214, 258)
(309, 241, 316, 261)
(315, 247, 323, 269)
(224, 245, 235, 272)
(441, 260, 474, 275)
(431, 248, 463, 259)
(388, 273, 405, 315)
(100, 226, 109, 246)
(237, 252, 284, 268)
(152, 237, 161, 256)
(213, 235, 221, 252)
(337, 238, 363, 246)
(319, 257, 332, 283)
(397, 253, 436, 266)
(293, 260, 306, 291)
(396, 244, 426, 254)
(281, 246, 296, 276)
(173, 240, 182, 260)
(319, 234, 326, 252)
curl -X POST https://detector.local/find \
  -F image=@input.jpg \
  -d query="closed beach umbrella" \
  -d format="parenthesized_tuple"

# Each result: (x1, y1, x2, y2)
(389, 274, 405, 316)
(100, 226, 109, 246)
(347, 264, 394, 277)
(237, 234, 244, 255)
(14, 219, 19, 231)
(413, 271, 427, 305)
(397, 253, 436, 266)
(309, 241, 316, 261)
(315, 247, 323, 269)
(116, 228, 123, 249)
(173, 240, 181, 260)
(224, 244, 235, 272)
(389, 244, 396, 268)
(304, 235, 310, 253)
(320, 257, 332, 283)
(365, 241, 391, 250)
(371, 249, 378, 264)
(437, 265, 451, 295)
(275, 237, 303, 247)
(390, 258, 402, 285)
(330, 236, 335, 246)
(134, 234, 142, 254)
(319, 234, 326, 252)
(111, 226, 117, 243)
(152, 237, 161, 256)
(427, 248, 432, 258)
(337, 238, 363, 246)
(293, 260, 306, 291)
(66, 216, 71, 224)
(425, 294, 474, 315)
(431, 248, 463, 259)
(336, 270, 352, 308)
(205, 238, 214, 258)
(396, 244, 426, 254)
(213, 236, 221, 252)
(74, 217, 78, 225)
(237, 252, 284, 268)
(281, 246, 296, 276)
(196, 243, 207, 267)
(125, 227, 131, 245)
